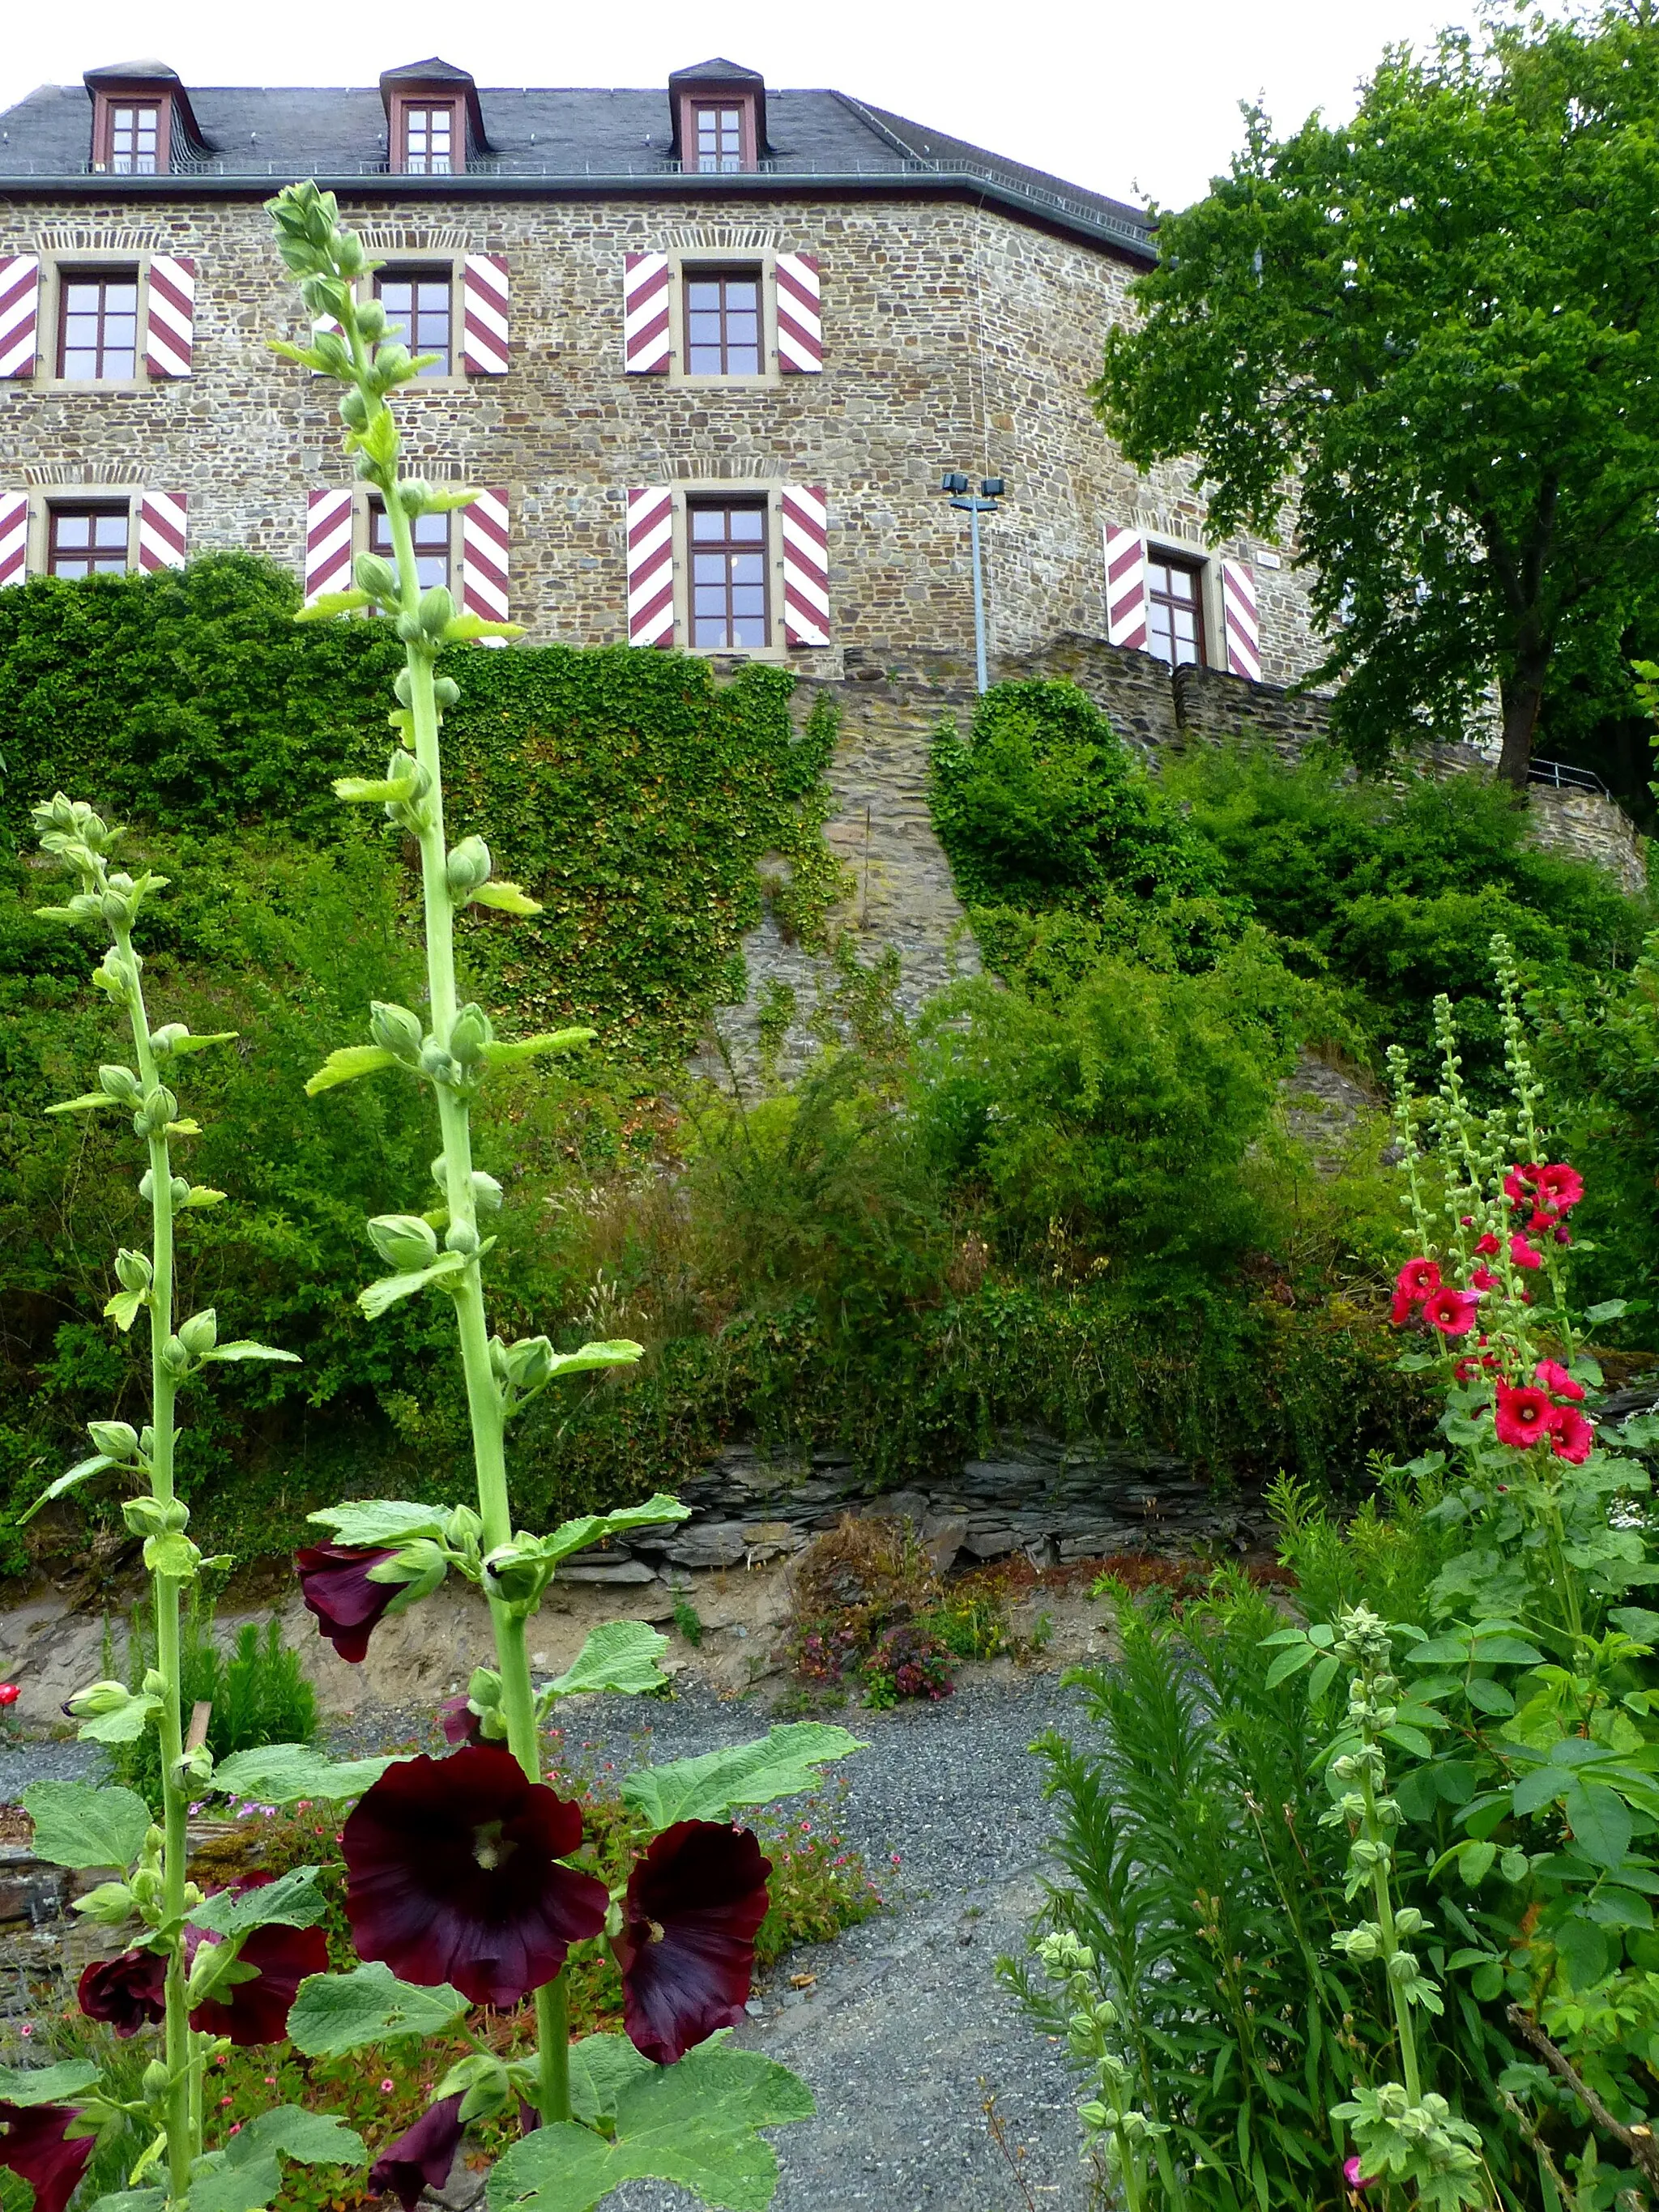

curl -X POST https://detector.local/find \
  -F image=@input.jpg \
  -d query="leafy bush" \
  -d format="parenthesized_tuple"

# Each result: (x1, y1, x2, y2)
(109, 1597, 318, 1812)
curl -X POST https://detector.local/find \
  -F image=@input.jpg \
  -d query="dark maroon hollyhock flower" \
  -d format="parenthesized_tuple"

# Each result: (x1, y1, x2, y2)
(616, 1820, 772, 2066)
(186, 1876, 329, 2047)
(438, 1695, 486, 1747)
(0, 2106, 95, 2212)
(342, 1748, 607, 2008)
(369, 2094, 465, 2212)
(78, 1946, 166, 2037)
(295, 1544, 401, 1663)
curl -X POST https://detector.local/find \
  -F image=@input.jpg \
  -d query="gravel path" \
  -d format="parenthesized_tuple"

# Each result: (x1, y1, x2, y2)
(2, 1674, 1099, 2211)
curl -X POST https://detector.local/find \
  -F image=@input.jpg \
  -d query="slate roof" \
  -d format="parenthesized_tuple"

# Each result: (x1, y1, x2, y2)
(0, 70, 1155, 259)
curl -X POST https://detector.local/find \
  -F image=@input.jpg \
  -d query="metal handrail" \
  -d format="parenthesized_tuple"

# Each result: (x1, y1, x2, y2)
(1528, 757, 1609, 795)
(0, 150, 1153, 248)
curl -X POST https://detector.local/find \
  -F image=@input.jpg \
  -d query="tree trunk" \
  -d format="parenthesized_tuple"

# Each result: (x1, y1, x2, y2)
(1496, 648, 1549, 790)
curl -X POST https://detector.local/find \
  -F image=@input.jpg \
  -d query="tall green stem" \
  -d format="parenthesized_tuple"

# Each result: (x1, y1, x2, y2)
(1359, 1759, 1422, 2108)
(360, 330, 572, 2124)
(117, 924, 197, 2192)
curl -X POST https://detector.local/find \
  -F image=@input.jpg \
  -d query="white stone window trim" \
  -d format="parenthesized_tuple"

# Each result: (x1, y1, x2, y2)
(352, 256, 468, 394)
(23, 485, 141, 575)
(1141, 529, 1226, 674)
(666, 479, 793, 661)
(33, 252, 165, 393)
(663, 249, 784, 389)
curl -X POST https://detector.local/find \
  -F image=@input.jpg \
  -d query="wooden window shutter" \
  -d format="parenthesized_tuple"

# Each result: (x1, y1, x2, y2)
(781, 486, 830, 645)
(0, 492, 28, 586)
(137, 491, 188, 570)
(305, 488, 355, 602)
(143, 255, 195, 377)
(626, 487, 676, 646)
(1102, 522, 1147, 650)
(623, 254, 672, 373)
(774, 254, 821, 373)
(461, 254, 509, 375)
(0, 256, 40, 378)
(461, 488, 510, 631)
(1221, 558, 1260, 679)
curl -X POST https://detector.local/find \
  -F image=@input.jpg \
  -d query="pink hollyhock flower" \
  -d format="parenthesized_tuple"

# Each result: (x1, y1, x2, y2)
(343, 1748, 607, 2008)
(1550, 1406, 1594, 1464)
(615, 1820, 772, 2065)
(187, 1877, 329, 2045)
(370, 2095, 465, 2212)
(1534, 1359, 1584, 1403)
(1473, 1234, 1501, 1258)
(1504, 1164, 1541, 1207)
(1422, 1286, 1479, 1337)
(1344, 2154, 1379, 2192)
(0, 2108, 95, 2212)
(1395, 1259, 1441, 1302)
(1509, 1234, 1543, 1272)
(295, 1544, 401, 1664)
(1533, 1163, 1584, 1215)
(78, 1947, 166, 2037)
(1470, 1266, 1500, 1293)
(1495, 1383, 1559, 1450)
(1388, 1289, 1418, 1326)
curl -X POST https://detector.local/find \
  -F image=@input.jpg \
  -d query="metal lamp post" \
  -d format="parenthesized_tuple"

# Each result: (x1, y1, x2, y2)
(940, 471, 1004, 693)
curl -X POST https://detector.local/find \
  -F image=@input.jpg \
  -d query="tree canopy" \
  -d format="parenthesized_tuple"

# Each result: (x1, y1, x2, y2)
(1096, 2, 1659, 786)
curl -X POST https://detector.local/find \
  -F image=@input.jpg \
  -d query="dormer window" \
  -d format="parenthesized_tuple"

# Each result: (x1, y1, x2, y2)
(379, 59, 488, 178)
(108, 102, 163, 174)
(693, 104, 744, 174)
(667, 60, 766, 176)
(83, 62, 204, 177)
(400, 103, 455, 174)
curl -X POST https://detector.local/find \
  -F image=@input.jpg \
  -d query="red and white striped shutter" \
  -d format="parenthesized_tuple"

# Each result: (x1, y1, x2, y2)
(774, 253, 822, 373)
(1221, 558, 1260, 680)
(137, 492, 187, 572)
(626, 487, 675, 646)
(0, 256, 40, 379)
(0, 492, 28, 587)
(461, 488, 510, 633)
(1103, 522, 1147, 650)
(460, 254, 509, 376)
(143, 255, 195, 377)
(305, 488, 355, 603)
(623, 254, 672, 373)
(781, 485, 830, 646)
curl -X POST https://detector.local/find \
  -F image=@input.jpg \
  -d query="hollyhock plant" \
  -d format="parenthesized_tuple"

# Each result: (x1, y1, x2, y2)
(1535, 1359, 1584, 1403)
(295, 1543, 402, 1662)
(342, 1748, 608, 2007)
(188, 1915, 330, 2045)
(78, 1946, 166, 2037)
(1396, 1258, 1441, 1302)
(0, 2107, 95, 2212)
(1421, 1286, 1478, 1337)
(616, 1822, 773, 2065)
(369, 2092, 465, 2212)
(1494, 1383, 1559, 1450)
(1509, 1233, 1544, 1272)
(1550, 1405, 1595, 1464)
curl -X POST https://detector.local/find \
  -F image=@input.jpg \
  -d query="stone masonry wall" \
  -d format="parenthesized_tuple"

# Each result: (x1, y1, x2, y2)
(0, 188, 1314, 674)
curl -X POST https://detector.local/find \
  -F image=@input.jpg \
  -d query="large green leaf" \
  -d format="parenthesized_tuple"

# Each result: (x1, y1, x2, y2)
(1563, 1781, 1632, 1869)
(358, 1250, 469, 1319)
(304, 1045, 399, 1097)
(548, 1622, 669, 1701)
(20, 1455, 118, 1523)
(488, 2039, 813, 2212)
(189, 1868, 326, 1938)
(210, 1745, 399, 1805)
(188, 2108, 366, 2212)
(21, 1781, 151, 1870)
(287, 1963, 469, 2056)
(305, 1500, 449, 1547)
(0, 2061, 102, 2107)
(87, 2190, 167, 2212)
(621, 1724, 865, 1831)
(544, 1493, 689, 1569)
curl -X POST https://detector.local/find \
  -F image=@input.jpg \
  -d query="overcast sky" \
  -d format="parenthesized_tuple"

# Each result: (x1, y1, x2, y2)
(0, 0, 1482, 210)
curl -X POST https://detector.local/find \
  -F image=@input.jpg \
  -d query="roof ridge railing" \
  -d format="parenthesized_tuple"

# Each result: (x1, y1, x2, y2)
(0, 151, 1153, 246)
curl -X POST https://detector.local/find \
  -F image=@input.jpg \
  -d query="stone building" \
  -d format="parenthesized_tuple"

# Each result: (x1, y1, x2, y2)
(0, 53, 1323, 685)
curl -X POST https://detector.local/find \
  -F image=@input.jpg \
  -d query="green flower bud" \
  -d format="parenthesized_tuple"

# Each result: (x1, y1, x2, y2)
(177, 1309, 218, 1359)
(355, 553, 399, 603)
(133, 1086, 178, 1136)
(445, 1221, 480, 1257)
(420, 1042, 459, 1085)
(115, 1248, 154, 1293)
(394, 668, 414, 706)
(366, 1214, 440, 1272)
(87, 1420, 139, 1460)
(100, 889, 132, 926)
(299, 274, 349, 319)
(372, 343, 413, 389)
(419, 586, 455, 637)
(369, 1002, 425, 1064)
(68, 1679, 135, 1718)
(433, 676, 461, 708)
(140, 2060, 171, 2108)
(339, 388, 369, 432)
(73, 1881, 137, 1928)
(122, 1497, 173, 1538)
(481, 1543, 544, 1605)
(309, 330, 351, 376)
(472, 1171, 503, 1216)
(93, 949, 131, 1003)
(447, 1004, 492, 1067)
(398, 479, 433, 515)
(1387, 1949, 1420, 1987)
(160, 1336, 192, 1379)
(335, 231, 368, 277)
(446, 837, 492, 896)
(467, 1666, 502, 1708)
(98, 1063, 141, 1102)
(356, 300, 388, 343)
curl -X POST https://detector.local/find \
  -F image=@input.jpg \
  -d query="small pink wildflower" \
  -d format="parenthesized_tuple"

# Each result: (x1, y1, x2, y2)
(380, 2078, 395, 2095)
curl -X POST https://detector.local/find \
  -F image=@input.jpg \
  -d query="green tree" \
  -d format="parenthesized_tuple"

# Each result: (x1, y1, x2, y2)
(1096, 3, 1659, 786)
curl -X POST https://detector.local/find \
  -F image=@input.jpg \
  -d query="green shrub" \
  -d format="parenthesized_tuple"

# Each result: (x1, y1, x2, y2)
(109, 1596, 317, 1812)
